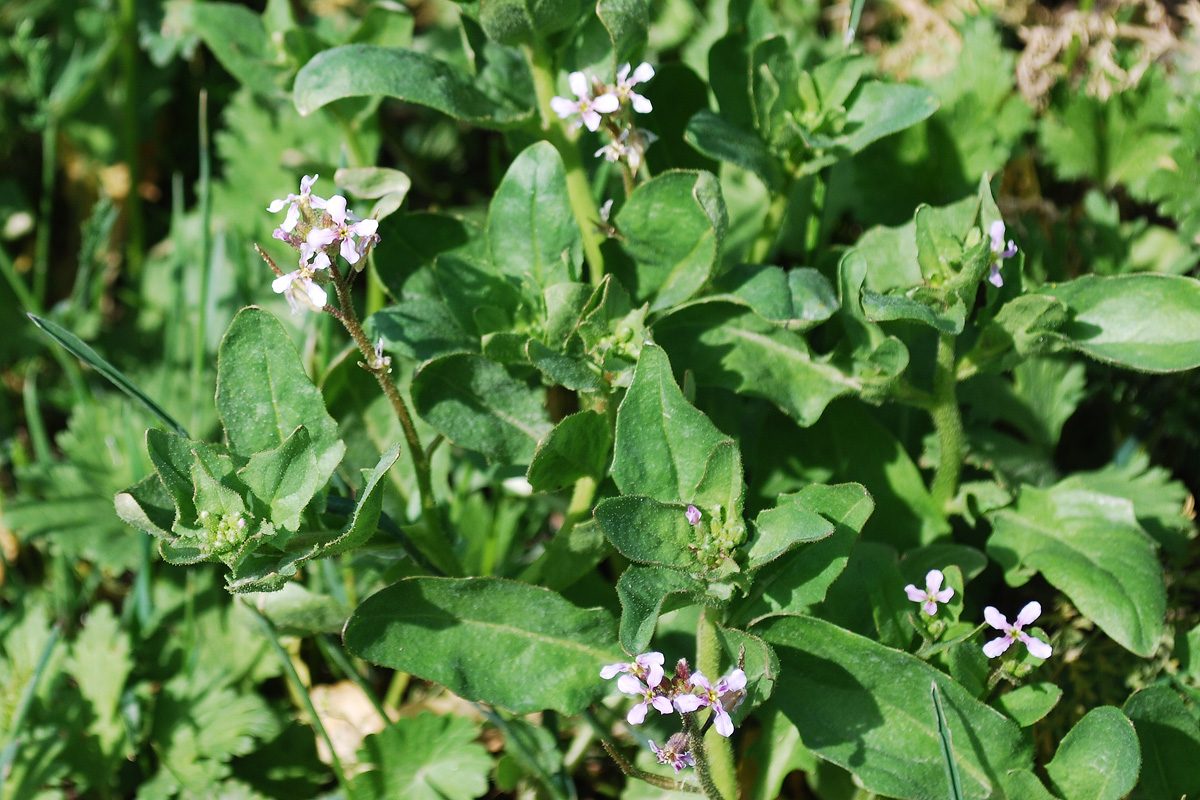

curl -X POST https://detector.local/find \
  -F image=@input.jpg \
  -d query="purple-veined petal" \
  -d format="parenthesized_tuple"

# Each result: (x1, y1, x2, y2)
(983, 636, 1012, 658)
(983, 606, 1008, 631)
(685, 505, 702, 525)
(282, 203, 301, 232)
(340, 237, 360, 264)
(1016, 601, 1042, 627)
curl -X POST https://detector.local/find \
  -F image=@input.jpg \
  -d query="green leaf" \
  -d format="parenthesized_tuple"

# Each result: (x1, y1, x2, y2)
(27, 314, 189, 438)
(597, 0, 649, 69)
(526, 411, 611, 493)
(1123, 685, 1200, 800)
(611, 344, 727, 502)
(707, 264, 839, 327)
(615, 564, 712, 652)
(685, 110, 783, 191)
(994, 682, 1062, 727)
(369, 298, 479, 363)
(756, 615, 1030, 800)
(293, 44, 533, 127)
(114, 473, 177, 540)
(215, 307, 345, 479)
(526, 340, 606, 391)
(411, 353, 551, 465)
(343, 577, 620, 714)
(488, 142, 581, 292)
(478, 0, 581, 45)
(518, 519, 611, 592)
(609, 170, 726, 311)
(312, 443, 400, 557)
(654, 302, 858, 427)
(372, 211, 477, 297)
(987, 485, 1166, 657)
(596, 495, 698, 571)
(353, 712, 492, 800)
(731, 483, 872, 625)
(238, 426, 319, 531)
(1040, 274, 1200, 372)
(838, 82, 940, 155)
(183, 1, 288, 97)
(248, 583, 350, 636)
(1045, 707, 1140, 800)
(746, 492, 835, 570)
(861, 288, 966, 334)
(712, 624, 779, 720)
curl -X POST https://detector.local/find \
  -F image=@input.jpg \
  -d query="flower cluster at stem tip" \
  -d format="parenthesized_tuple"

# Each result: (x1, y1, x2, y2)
(551, 63, 658, 173)
(601, 652, 747, 773)
(988, 220, 1018, 288)
(904, 569, 1053, 660)
(266, 175, 380, 313)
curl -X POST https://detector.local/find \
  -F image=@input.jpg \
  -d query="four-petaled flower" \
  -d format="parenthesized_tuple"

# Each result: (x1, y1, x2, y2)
(600, 651, 665, 688)
(983, 601, 1052, 659)
(650, 733, 695, 773)
(306, 195, 380, 266)
(688, 669, 747, 737)
(550, 72, 619, 132)
(614, 62, 655, 113)
(268, 174, 327, 233)
(987, 220, 1018, 288)
(272, 251, 331, 314)
(617, 673, 674, 724)
(905, 569, 954, 615)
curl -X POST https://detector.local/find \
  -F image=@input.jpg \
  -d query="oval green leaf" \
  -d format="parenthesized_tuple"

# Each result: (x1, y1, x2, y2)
(1045, 706, 1140, 800)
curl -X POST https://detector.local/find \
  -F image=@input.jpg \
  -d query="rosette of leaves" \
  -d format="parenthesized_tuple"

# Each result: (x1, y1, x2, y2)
(115, 307, 397, 592)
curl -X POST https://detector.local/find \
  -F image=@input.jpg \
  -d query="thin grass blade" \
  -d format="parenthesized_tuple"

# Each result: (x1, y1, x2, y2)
(931, 680, 966, 800)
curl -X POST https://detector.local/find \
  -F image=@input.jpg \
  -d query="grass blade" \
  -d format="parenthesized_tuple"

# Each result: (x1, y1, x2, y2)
(931, 680, 966, 800)
(27, 313, 190, 438)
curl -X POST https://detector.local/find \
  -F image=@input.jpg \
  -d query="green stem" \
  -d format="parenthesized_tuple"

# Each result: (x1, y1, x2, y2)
(191, 91, 212, 431)
(525, 41, 607, 286)
(929, 332, 963, 510)
(696, 610, 737, 799)
(804, 172, 827, 259)
(749, 179, 790, 263)
(34, 120, 56, 307)
(119, 0, 144, 281)
(683, 712, 729, 800)
(327, 263, 462, 576)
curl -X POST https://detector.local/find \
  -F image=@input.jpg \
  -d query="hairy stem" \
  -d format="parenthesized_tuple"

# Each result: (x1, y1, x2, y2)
(525, 41, 607, 286)
(683, 712, 728, 800)
(696, 610, 737, 798)
(929, 332, 963, 510)
(327, 263, 461, 575)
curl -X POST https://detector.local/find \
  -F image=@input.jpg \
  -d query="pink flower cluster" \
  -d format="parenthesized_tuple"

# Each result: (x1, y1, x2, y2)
(266, 175, 380, 313)
(600, 652, 747, 738)
(551, 63, 658, 172)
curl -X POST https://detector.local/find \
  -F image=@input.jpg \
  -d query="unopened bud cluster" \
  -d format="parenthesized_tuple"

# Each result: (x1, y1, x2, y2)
(198, 510, 248, 556)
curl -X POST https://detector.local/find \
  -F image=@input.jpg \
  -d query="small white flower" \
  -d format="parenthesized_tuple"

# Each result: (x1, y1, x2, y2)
(987, 220, 1018, 288)
(550, 72, 619, 132)
(904, 569, 954, 615)
(983, 601, 1052, 659)
(307, 195, 380, 265)
(267, 174, 327, 232)
(615, 62, 655, 113)
(272, 251, 330, 314)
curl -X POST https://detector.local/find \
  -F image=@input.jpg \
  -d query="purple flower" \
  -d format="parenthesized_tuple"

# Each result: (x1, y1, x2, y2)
(983, 601, 1052, 659)
(688, 668, 747, 737)
(267, 174, 327, 232)
(600, 651, 665, 688)
(685, 504, 702, 525)
(306, 195, 380, 266)
(650, 733, 695, 773)
(550, 71, 619, 132)
(615, 62, 655, 113)
(272, 251, 331, 314)
(905, 569, 954, 615)
(987, 220, 1017, 288)
(616, 673, 674, 724)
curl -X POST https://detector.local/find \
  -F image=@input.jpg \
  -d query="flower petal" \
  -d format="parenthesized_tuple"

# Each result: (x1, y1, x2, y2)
(988, 264, 1004, 288)
(630, 93, 653, 113)
(713, 707, 734, 737)
(631, 62, 655, 84)
(616, 673, 644, 696)
(627, 701, 648, 725)
(925, 570, 944, 593)
(593, 93, 620, 114)
(550, 96, 577, 118)
(600, 662, 627, 679)
(934, 587, 954, 602)
(568, 71, 589, 100)
(303, 280, 328, 309)
(983, 606, 1009, 631)
(581, 109, 602, 131)
(721, 669, 747, 693)
(904, 584, 926, 603)
(689, 671, 713, 693)
(325, 194, 348, 224)
(616, 62, 631, 82)
(1021, 634, 1053, 659)
(982, 636, 1012, 658)
(674, 693, 704, 712)
(651, 695, 675, 715)
(1016, 601, 1042, 628)
(923, 599, 938, 615)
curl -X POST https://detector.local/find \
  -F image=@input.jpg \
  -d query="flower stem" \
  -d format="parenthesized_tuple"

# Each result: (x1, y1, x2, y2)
(682, 713, 728, 800)
(327, 263, 461, 576)
(696, 610, 737, 799)
(929, 332, 963, 511)
(525, 41, 607, 287)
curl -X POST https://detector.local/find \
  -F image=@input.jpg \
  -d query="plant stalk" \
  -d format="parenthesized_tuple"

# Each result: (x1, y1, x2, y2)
(327, 262, 461, 575)
(929, 332, 963, 510)
(696, 610, 737, 799)
(525, 41, 607, 286)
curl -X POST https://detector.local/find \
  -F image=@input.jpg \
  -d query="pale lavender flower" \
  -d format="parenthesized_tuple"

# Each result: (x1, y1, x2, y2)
(272, 251, 331, 314)
(307, 195, 380, 266)
(617, 673, 674, 724)
(601, 651, 665, 688)
(983, 601, 1052, 659)
(267, 174, 327, 232)
(550, 71, 619, 132)
(685, 504, 702, 525)
(650, 733, 695, 773)
(688, 668, 747, 737)
(905, 569, 954, 615)
(615, 62, 655, 113)
(987, 220, 1018, 288)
